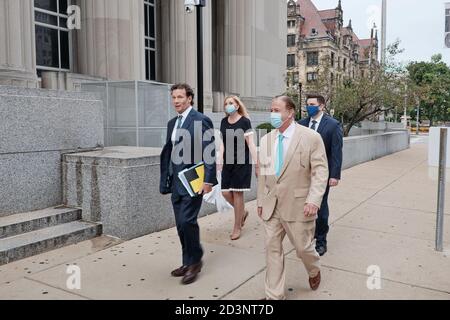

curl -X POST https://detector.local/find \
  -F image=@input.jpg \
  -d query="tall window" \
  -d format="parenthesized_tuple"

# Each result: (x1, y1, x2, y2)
(287, 20, 295, 28)
(287, 54, 296, 68)
(307, 51, 318, 66)
(287, 34, 296, 47)
(286, 72, 293, 87)
(144, 0, 157, 81)
(331, 52, 335, 67)
(446, 7, 450, 32)
(307, 72, 317, 82)
(445, 6, 450, 48)
(34, 0, 71, 71)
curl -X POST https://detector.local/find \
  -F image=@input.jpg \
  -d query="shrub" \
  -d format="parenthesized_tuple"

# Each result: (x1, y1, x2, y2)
(256, 122, 274, 131)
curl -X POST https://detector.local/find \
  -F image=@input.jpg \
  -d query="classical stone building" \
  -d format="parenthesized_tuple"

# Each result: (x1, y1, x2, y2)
(286, 0, 379, 102)
(0, 0, 287, 111)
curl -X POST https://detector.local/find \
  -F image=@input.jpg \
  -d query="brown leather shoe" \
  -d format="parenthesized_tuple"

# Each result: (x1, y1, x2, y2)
(309, 271, 321, 291)
(171, 266, 189, 277)
(181, 261, 203, 285)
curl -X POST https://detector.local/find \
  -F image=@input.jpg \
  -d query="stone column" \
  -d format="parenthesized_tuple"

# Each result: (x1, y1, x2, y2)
(0, 0, 39, 87)
(212, 0, 285, 111)
(159, 0, 213, 110)
(75, 0, 145, 80)
(221, 0, 254, 97)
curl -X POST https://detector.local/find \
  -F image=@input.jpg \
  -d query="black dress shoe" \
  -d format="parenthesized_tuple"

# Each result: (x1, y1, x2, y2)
(316, 245, 327, 257)
(171, 266, 189, 277)
(181, 261, 203, 285)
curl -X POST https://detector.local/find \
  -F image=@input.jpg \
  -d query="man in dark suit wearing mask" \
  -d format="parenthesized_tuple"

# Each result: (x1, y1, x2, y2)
(160, 83, 217, 285)
(299, 94, 343, 256)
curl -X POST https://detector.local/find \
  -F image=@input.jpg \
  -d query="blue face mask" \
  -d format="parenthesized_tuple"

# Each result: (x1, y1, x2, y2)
(306, 105, 320, 118)
(226, 104, 237, 114)
(270, 113, 284, 129)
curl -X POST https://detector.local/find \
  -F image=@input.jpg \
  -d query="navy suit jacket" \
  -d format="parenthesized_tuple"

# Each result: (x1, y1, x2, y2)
(160, 108, 217, 196)
(299, 114, 343, 180)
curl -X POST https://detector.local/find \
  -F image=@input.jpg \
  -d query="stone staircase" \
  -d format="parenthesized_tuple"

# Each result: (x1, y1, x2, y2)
(0, 206, 102, 265)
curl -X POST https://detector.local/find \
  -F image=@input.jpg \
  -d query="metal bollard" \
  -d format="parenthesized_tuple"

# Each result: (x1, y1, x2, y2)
(436, 128, 447, 252)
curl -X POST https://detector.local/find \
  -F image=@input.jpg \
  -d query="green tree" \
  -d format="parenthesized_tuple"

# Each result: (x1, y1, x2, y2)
(332, 40, 408, 137)
(407, 54, 450, 126)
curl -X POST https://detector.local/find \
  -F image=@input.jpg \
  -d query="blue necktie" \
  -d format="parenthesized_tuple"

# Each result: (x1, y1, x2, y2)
(311, 120, 318, 131)
(275, 134, 285, 177)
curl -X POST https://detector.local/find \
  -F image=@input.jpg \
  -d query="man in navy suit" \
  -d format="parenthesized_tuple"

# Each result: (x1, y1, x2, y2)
(299, 94, 343, 256)
(160, 83, 217, 285)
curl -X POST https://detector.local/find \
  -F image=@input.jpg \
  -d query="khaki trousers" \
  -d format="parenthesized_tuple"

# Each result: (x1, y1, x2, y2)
(264, 206, 321, 300)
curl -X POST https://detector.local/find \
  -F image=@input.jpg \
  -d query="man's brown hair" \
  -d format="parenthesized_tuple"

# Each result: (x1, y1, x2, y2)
(274, 95, 296, 111)
(171, 83, 195, 106)
(306, 94, 326, 106)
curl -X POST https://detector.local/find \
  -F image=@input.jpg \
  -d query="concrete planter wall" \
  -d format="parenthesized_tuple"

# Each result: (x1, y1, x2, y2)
(62, 146, 256, 240)
(0, 86, 104, 216)
(342, 131, 410, 170)
(62, 131, 409, 241)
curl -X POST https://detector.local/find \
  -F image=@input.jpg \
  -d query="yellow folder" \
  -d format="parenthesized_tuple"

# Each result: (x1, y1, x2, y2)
(178, 162, 205, 197)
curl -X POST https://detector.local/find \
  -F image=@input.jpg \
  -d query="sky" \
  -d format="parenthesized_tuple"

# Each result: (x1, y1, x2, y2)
(298, 0, 450, 66)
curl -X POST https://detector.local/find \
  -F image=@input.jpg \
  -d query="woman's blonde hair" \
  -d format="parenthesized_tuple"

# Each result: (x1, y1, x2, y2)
(223, 96, 250, 119)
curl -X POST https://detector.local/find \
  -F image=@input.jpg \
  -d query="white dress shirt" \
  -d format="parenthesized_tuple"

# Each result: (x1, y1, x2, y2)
(170, 106, 213, 187)
(171, 106, 193, 142)
(274, 121, 296, 161)
(309, 112, 324, 132)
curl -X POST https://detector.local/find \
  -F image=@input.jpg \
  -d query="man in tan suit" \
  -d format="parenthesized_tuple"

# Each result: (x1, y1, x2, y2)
(257, 96, 329, 300)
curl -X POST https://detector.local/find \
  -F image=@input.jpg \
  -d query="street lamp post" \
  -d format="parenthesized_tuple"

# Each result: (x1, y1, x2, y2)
(185, 0, 206, 114)
(404, 83, 408, 129)
(381, 0, 387, 65)
(416, 105, 420, 135)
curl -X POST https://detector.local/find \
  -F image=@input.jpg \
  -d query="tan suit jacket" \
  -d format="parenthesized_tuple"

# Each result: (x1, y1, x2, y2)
(257, 123, 329, 222)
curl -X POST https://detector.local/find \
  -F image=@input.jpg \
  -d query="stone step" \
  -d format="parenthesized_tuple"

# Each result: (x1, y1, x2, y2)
(0, 207, 82, 239)
(0, 221, 102, 265)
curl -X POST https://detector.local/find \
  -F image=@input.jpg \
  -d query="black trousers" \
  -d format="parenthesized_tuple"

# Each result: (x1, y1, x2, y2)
(315, 185, 330, 247)
(171, 192, 204, 267)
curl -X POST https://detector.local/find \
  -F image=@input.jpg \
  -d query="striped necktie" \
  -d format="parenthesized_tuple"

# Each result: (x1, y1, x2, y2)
(174, 115, 183, 143)
(169, 115, 184, 176)
(177, 115, 183, 129)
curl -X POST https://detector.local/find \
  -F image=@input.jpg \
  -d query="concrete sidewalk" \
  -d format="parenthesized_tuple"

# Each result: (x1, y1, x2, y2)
(1, 139, 449, 300)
